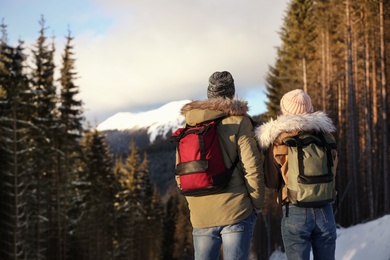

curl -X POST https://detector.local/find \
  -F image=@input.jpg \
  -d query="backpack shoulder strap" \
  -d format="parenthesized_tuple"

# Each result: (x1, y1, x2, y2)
(318, 132, 335, 176)
(293, 136, 306, 179)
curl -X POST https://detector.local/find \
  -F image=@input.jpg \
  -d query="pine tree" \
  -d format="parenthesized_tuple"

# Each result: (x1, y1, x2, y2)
(288, 0, 317, 93)
(114, 141, 141, 259)
(58, 30, 84, 141)
(28, 16, 60, 259)
(57, 30, 85, 260)
(139, 153, 163, 260)
(114, 142, 164, 259)
(161, 189, 178, 260)
(264, 59, 285, 119)
(173, 193, 193, 259)
(113, 167, 135, 259)
(71, 128, 117, 260)
(263, 0, 319, 118)
(0, 23, 35, 259)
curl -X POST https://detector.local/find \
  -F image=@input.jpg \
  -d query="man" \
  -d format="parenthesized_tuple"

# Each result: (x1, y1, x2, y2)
(175, 71, 265, 260)
(256, 89, 338, 260)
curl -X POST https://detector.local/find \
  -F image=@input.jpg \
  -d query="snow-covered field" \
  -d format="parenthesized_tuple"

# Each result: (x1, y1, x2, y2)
(270, 215, 390, 260)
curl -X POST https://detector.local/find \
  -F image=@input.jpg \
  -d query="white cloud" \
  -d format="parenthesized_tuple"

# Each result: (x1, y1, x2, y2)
(1, 0, 287, 122)
(74, 0, 287, 122)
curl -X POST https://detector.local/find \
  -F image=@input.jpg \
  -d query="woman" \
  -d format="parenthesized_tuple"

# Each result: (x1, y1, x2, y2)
(255, 89, 338, 260)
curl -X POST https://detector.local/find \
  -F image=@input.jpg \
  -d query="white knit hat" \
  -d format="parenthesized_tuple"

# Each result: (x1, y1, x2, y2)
(280, 89, 313, 115)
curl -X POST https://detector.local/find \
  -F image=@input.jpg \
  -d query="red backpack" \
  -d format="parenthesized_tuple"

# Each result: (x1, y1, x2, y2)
(170, 117, 239, 196)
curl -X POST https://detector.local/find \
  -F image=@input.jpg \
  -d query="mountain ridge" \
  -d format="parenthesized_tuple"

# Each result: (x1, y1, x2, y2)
(96, 101, 190, 194)
(97, 100, 190, 144)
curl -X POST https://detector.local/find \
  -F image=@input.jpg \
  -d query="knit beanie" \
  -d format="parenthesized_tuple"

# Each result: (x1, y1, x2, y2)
(207, 71, 235, 99)
(280, 89, 313, 115)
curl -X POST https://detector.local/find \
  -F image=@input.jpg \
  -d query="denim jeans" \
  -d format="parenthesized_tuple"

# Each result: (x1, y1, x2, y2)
(192, 212, 257, 260)
(281, 203, 337, 260)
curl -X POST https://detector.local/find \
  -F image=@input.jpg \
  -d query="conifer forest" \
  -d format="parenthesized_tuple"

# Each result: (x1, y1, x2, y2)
(0, 0, 389, 259)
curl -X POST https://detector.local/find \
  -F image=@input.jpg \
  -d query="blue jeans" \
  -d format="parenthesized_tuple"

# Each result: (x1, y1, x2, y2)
(281, 203, 337, 260)
(192, 212, 257, 260)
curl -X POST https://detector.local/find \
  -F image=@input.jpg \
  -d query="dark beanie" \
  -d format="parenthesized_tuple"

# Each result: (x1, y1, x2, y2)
(207, 71, 235, 99)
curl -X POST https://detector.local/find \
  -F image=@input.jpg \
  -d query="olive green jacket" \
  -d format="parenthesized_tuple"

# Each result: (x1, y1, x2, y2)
(175, 97, 265, 228)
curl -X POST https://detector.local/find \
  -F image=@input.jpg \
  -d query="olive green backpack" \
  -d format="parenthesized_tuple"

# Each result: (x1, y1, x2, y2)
(283, 132, 337, 208)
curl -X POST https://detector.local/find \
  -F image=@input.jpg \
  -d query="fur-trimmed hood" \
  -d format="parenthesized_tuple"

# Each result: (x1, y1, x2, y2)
(180, 97, 249, 126)
(255, 111, 336, 149)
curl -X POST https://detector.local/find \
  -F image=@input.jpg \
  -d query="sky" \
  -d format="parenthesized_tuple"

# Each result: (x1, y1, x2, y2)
(1, 0, 288, 124)
(270, 214, 390, 260)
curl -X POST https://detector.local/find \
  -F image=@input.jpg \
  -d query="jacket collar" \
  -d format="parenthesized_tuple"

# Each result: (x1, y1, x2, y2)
(180, 97, 249, 126)
(255, 111, 336, 149)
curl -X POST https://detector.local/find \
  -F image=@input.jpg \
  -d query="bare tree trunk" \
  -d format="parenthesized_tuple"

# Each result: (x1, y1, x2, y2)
(362, 8, 374, 219)
(345, 0, 360, 223)
(321, 30, 326, 111)
(372, 58, 378, 125)
(302, 57, 308, 93)
(379, 0, 389, 213)
(371, 53, 380, 215)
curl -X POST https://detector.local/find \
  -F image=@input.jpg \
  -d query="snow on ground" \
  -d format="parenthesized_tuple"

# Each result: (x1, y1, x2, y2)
(269, 215, 390, 260)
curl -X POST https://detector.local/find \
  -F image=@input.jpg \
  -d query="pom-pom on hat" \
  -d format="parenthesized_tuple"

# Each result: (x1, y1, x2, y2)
(207, 71, 235, 99)
(280, 89, 313, 115)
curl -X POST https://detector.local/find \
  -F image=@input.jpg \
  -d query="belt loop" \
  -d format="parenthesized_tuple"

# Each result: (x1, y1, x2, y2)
(285, 203, 289, 217)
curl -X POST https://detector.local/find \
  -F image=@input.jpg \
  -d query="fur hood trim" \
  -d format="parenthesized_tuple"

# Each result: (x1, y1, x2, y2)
(255, 111, 336, 149)
(180, 97, 249, 116)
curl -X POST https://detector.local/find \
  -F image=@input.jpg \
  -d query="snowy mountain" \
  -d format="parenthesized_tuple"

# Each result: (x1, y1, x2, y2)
(269, 214, 390, 260)
(97, 100, 190, 143)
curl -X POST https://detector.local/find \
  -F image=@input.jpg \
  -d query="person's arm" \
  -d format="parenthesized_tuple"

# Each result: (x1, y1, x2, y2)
(237, 117, 265, 211)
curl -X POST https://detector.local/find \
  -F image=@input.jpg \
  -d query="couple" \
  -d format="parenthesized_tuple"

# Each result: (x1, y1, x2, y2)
(175, 71, 337, 260)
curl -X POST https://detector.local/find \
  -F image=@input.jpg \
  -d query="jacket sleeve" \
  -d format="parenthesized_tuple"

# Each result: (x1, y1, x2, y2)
(237, 116, 265, 211)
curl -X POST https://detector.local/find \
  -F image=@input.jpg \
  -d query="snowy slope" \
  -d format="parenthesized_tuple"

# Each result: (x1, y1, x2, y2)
(97, 100, 190, 142)
(269, 215, 390, 260)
